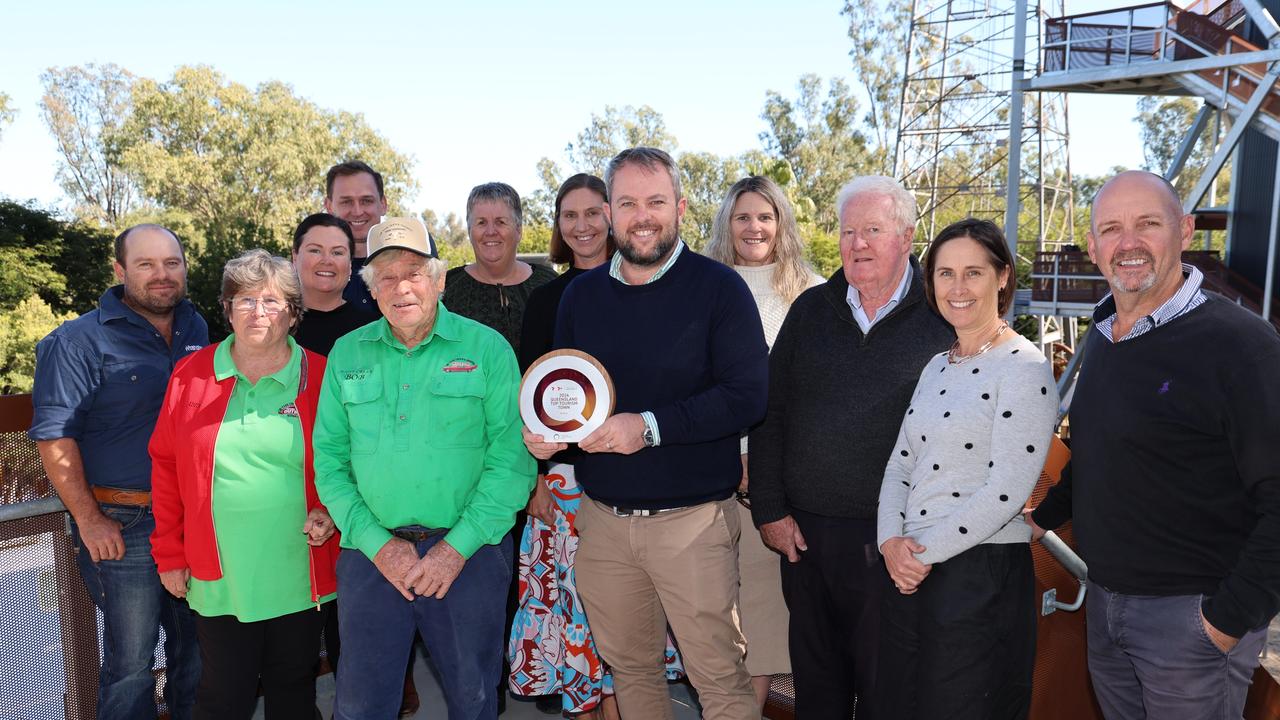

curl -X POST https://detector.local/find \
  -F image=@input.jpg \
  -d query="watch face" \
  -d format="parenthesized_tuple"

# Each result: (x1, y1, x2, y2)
(520, 349, 615, 443)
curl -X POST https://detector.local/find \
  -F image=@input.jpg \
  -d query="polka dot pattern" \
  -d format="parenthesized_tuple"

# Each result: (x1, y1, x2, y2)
(880, 337, 1057, 566)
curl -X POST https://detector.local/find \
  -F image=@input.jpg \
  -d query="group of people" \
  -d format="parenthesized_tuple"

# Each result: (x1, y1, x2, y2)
(26, 148, 1280, 720)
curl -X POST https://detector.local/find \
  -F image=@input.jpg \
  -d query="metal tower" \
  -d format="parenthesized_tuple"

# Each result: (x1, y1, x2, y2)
(894, 0, 1076, 256)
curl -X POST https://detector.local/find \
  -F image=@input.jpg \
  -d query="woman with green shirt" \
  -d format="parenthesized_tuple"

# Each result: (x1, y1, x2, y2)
(150, 249, 340, 720)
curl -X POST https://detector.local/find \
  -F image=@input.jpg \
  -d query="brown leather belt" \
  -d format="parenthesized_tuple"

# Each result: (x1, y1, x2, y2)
(92, 486, 151, 507)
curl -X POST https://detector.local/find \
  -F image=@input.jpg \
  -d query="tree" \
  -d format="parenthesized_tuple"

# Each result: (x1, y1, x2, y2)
(678, 151, 745, 249)
(185, 218, 284, 341)
(421, 208, 468, 249)
(530, 105, 680, 222)
(117, 65, 417, 241)
(566, 105, 678, 176)
(760, 75, 875, 231)
(39, 64, 140, 225)
(842, 0, 912, 169)
(0, 295, 74, 394)
(0, 92, 15, 142)
(0, 200, 114, 315)
(1135, 96, 1225, 199)
(518, 223, 552, 256)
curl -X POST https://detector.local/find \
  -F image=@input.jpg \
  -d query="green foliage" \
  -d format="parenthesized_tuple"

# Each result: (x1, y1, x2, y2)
(519, 223, 552, 255)
(567, 105, 678, 176)
(40, 64, 140, 224)
(759, 75, 874, 232)
(0, 201, 114, 315)
(803, 226, 841, 278)
(116, 65, 416, 242)
(530, 105, 680, 223)
(842, 0, 911, 166)
(679, 151, 746, 250)
(0, 92, 15, 141)
(421, 208, 468, 249)
(436, 240, 475, 271)
(0, 295, 75, 393)
(185, 219, 287, 341)
(1135, 97, 1229, 202)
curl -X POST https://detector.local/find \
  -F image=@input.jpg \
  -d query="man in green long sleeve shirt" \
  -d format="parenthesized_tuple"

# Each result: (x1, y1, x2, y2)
(312, 217, 535, 719)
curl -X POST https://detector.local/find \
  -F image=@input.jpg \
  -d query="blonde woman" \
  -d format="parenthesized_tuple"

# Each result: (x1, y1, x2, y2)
(707, 175, 822, 710)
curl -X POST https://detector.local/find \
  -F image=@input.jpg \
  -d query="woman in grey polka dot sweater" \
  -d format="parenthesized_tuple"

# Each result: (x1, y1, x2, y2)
(873, 219, 1057, 719)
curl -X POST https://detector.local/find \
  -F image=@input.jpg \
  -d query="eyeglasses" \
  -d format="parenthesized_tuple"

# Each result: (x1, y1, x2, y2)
(230, 296, 287, 315)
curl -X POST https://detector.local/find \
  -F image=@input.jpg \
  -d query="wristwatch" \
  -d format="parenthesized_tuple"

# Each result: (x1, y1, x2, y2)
(642, 425, 656, 448)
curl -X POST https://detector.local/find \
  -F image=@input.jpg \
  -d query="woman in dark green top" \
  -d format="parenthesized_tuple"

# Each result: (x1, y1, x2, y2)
(444, 182, 556, 356)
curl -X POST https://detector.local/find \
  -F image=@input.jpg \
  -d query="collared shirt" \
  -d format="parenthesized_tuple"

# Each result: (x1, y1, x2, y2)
(312, 303, 535, 561)
(189, 336, 334, 621)
(846, 261, 913, 333)
(1093, 263, 1207, 343)
(28, 286, 209, 490)
(608, 239, 686, 286)
(606, 240, 687, 446)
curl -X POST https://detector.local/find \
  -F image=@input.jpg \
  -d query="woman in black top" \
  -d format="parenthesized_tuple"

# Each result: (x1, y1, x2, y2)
(444, 182, 556, 355)
(517, 174, 614, 370)
(291, 214, 376, 356)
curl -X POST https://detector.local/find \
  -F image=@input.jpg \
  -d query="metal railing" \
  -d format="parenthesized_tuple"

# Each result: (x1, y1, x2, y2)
(0, 394, 106, 720)
(1041, 0, 1246, 74)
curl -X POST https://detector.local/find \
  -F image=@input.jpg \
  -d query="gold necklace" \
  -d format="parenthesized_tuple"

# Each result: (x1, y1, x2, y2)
(948, 321, 1008, 365)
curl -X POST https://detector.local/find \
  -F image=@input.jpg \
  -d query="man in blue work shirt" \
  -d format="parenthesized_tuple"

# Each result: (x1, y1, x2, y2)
(29, 224, 208, 720)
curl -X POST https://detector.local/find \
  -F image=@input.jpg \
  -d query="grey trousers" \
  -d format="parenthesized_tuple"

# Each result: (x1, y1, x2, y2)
(1086, 581, 1267, 720)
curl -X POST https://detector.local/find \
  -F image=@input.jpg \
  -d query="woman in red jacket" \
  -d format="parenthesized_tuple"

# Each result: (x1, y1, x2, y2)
(150, 249, 340, 720)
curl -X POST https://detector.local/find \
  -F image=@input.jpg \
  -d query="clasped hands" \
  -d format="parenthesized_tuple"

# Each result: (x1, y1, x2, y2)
(881, 536, 932, 595)
(373, 537, 466, 601)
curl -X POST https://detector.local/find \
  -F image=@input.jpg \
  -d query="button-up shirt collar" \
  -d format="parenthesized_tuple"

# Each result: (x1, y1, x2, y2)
(1093, 263, 1207, 343)
(846, 260, 913, 333)
(609, 240, 686, 285)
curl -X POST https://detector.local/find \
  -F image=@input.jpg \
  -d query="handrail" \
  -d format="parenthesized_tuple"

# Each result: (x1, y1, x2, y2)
(1039, 530, 1088, 615)
(0, 496, 67, 523)
(1046, 0, 1167, 25)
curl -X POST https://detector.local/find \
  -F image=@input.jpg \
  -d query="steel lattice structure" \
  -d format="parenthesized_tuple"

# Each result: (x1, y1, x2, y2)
(894, 0, 1075, 256)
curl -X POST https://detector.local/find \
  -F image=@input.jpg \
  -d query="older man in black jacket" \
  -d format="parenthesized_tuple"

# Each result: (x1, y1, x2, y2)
(750, 176, 953, 720)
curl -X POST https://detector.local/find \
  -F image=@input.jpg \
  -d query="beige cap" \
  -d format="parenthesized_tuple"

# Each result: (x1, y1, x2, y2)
(366, 217, 438, 260)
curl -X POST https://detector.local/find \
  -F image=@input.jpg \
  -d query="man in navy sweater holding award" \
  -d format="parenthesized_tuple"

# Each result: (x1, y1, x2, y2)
(523, 147, 768, 719)
(1030, 170, 1280, 719)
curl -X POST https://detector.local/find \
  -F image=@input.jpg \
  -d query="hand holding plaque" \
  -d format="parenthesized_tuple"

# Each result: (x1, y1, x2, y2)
(520, 349, 615, 443)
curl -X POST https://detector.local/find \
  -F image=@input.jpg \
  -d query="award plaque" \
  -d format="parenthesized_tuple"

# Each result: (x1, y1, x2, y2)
(520, 349, 615, 443)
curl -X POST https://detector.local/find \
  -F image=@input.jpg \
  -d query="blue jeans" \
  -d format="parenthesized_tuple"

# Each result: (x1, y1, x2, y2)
(1086, 582, 1267, 720)
(334, 534, 512, 720)
(72, 504, 200, 720)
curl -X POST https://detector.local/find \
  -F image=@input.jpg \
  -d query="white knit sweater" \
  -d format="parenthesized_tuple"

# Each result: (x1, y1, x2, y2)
(736, 263, 823, 453)
(734, 263, 823, 348)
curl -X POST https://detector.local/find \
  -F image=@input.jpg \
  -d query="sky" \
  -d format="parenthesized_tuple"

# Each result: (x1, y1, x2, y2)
(0, 0, 1145, 220)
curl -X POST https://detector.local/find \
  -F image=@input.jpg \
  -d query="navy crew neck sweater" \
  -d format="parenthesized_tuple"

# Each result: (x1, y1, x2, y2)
(553, 249, 768, 509)
(1033, 294, 1280, 637)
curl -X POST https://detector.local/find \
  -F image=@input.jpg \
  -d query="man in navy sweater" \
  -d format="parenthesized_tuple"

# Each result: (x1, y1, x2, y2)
(524, 147, 768, 719)
(1030, 171, 1280, 719)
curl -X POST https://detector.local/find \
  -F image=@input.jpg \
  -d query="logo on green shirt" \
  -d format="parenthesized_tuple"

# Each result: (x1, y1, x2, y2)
(443, 358, 478, 373)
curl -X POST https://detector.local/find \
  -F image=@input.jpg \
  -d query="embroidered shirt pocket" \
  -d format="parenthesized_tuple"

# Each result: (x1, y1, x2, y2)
(427, 373, 486, 448)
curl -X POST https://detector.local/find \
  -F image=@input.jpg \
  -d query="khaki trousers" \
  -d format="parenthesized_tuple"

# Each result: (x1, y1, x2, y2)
(575, 497, 757, 719)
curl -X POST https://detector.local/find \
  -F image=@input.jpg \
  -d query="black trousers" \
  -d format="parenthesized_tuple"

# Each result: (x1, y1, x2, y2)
(192, 603, 329, 720)
(781, 511, 885, 720)
(875, 543, 1036, 720)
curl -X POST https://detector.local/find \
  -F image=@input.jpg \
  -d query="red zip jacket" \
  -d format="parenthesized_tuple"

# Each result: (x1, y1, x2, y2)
(149, 343, 339, 602)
